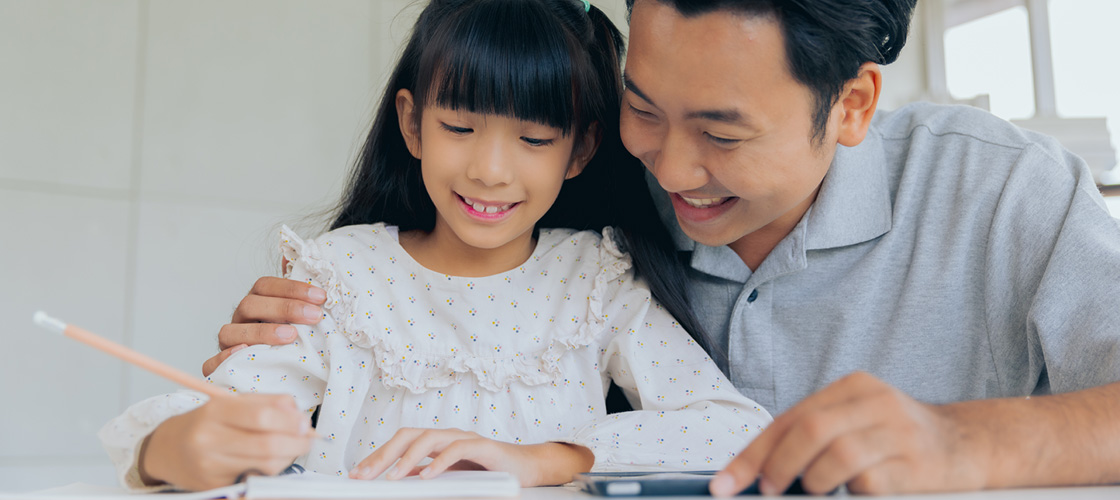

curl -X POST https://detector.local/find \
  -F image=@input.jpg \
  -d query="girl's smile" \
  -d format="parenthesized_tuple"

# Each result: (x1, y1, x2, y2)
(457, 194, 521, 220)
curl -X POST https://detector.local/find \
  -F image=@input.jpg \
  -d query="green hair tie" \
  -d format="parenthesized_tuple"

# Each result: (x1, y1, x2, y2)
(581, 0, 590, 12)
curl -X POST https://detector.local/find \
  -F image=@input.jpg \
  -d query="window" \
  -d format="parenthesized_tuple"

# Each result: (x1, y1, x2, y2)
(1049, 0, 1120, 183)
(945, 7, 1035, 120)
(940, 0, 1119, 185)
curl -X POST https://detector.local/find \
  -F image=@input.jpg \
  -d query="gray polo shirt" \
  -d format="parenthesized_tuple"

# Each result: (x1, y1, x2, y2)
(653, 102, 1120, 415)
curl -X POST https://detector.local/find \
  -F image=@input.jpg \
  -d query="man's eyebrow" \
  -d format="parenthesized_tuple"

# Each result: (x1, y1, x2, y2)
(624, 73, 753, 127)
(623, 74, 654, 105)
(686, 108, 750, 126)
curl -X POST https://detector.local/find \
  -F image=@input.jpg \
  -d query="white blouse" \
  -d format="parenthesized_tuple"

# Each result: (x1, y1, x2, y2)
(100, 224, 771, 488)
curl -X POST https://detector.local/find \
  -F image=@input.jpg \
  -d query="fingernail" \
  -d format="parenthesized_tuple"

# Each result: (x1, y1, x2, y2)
(276, 325, 297, 341)
(419, 467, 432, 479)
(709, 473, 735, 497)
(759, 477, 777, 496)
(308, 287, 327, 302)
(230, 344, 248, 354)
(386, 466, 400, 480)
(348, 468, 360, 479)
(303, 305, 321, 321)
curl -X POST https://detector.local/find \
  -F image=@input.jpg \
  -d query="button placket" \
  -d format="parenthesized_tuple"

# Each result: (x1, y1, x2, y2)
(728, 282, 775, 410)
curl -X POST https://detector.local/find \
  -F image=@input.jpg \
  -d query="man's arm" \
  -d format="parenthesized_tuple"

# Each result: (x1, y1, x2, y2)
(202, 277, 326, 376)
(710, 372, 1120, 495)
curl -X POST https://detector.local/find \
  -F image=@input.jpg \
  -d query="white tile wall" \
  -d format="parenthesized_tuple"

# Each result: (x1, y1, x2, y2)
(0, 0, 140, 190)
(0, 191, 130, 459)
(0, 0, 412, 492)
(138, 0, 376, 207)
(125, 201, 311, 400)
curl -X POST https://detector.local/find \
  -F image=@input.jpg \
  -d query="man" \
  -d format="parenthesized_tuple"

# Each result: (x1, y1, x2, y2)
(211, 0, 1120, 494)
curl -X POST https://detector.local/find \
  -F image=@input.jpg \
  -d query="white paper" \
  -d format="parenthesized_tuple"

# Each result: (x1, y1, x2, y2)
(10, 471, 520, 500)
(244, 470, 520, 499)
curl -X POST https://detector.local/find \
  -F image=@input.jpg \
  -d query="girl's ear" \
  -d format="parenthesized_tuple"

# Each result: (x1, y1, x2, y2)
(396, 89, 422, 159)
(565, 122, 601, 180)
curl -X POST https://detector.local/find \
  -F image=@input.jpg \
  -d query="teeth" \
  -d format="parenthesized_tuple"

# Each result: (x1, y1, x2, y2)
(681, 196, 727, 208)
(464, 196, 513, 214)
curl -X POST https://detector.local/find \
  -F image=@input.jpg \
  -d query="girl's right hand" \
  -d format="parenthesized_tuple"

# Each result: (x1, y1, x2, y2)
(138, 393, 314, 491)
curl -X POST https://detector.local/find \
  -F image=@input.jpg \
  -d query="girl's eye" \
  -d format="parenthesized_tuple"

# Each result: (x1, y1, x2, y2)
(521, 136, 555, 147)
(704, 132, 740, 146)
(440, 123, 472, 135)
(628, 103, 657, 120)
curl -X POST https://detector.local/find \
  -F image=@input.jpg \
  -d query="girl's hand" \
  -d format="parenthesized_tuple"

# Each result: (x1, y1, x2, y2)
(348, 428, 594, 487)
(139, 393, 315, 491)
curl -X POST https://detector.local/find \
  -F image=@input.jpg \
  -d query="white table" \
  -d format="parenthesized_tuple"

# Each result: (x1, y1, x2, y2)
(8, 482, 1120, 499)
(523, 484, 1120, 500)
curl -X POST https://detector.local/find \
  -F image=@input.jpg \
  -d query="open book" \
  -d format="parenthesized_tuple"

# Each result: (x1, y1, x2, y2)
(15, 470, 521, 500)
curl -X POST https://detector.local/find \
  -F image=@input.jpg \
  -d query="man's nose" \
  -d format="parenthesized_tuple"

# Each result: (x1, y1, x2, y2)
(650, 129, 708, 193)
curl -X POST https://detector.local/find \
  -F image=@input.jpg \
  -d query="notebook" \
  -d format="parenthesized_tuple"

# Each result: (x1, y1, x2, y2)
(13, 470, 521, 499)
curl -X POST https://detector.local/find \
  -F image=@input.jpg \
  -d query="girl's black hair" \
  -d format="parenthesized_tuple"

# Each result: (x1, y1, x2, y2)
(330, 0, 717, 358)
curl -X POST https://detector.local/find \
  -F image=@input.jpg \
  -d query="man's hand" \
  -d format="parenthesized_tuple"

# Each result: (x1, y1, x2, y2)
(710, 372, 989, 496)
(203, 277, 326, 376)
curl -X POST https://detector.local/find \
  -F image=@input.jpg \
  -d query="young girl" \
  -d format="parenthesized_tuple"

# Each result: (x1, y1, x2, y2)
(100, 0, 770, 491)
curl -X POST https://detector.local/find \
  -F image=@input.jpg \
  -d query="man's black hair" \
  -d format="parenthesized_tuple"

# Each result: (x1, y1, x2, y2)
(627, 0, 917, 144)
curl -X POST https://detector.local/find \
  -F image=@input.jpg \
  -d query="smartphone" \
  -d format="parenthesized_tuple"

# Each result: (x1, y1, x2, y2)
(574, 471, 818, 496)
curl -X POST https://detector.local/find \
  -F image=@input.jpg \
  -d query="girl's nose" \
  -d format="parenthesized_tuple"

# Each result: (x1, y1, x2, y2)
(467, 138, 515, 186)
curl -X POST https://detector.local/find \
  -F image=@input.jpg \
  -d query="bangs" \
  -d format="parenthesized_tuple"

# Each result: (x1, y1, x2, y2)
(415, 0, 582, 133)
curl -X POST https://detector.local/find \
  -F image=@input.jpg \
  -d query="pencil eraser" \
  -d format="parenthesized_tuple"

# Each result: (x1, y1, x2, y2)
(33, 311, 66, 335)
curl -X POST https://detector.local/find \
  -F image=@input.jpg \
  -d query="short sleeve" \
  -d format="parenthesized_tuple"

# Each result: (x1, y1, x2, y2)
(985, 142, 1120, 395)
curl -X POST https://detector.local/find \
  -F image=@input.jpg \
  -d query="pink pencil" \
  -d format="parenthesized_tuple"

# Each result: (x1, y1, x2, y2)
(34, 311, 327, 444)
(33, 311, 228, 399)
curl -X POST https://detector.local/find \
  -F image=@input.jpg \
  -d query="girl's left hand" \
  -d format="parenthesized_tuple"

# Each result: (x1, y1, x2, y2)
(347, 427, 593, 486)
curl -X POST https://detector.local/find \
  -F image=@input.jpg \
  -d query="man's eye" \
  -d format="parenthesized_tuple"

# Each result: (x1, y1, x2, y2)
(704, 132, 740, 146)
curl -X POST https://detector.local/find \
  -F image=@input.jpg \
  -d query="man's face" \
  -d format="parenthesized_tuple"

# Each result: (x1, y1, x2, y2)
(621, 0, 840, 257)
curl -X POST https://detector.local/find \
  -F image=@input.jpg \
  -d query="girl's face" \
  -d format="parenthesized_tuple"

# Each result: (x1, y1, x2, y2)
(397, 89, 590, 257)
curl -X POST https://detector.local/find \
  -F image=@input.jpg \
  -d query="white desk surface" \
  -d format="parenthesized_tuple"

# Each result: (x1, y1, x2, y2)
(7, 483, 1120, 499)
(515, 484, 1120, 500)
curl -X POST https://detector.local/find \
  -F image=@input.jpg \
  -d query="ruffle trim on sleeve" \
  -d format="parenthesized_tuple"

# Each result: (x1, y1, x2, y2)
(280, 225, 366, 346)
(573, 226, 632, 346)
(278, 225, 633, 393)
